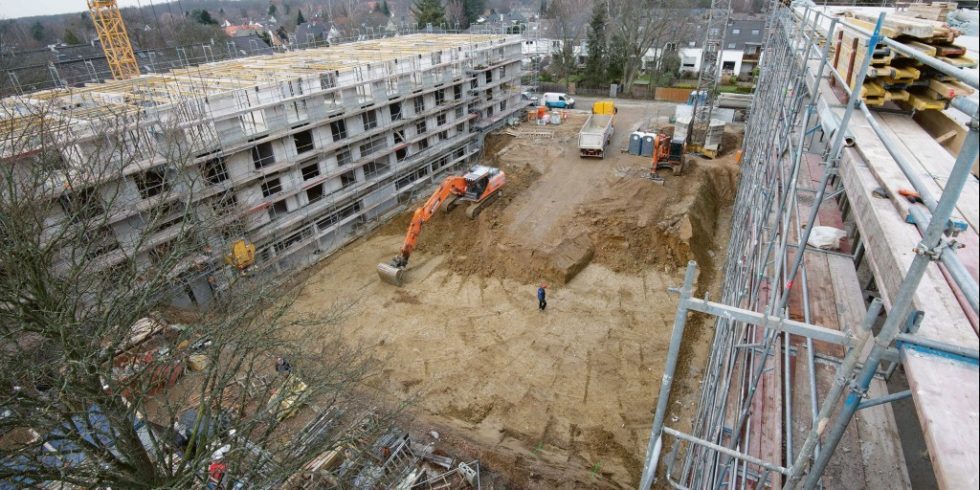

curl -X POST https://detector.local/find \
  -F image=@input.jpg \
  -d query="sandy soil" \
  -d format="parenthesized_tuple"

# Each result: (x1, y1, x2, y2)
(286, 100, 740, 488)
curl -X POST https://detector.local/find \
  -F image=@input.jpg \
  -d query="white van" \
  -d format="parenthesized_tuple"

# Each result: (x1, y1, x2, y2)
(541, 92, 575, 109)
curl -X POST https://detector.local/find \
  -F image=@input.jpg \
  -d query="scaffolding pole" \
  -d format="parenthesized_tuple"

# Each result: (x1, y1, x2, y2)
(640, 1, 980, 488)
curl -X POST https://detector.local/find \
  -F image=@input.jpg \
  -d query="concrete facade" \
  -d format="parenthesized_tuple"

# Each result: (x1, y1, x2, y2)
(2, 34, 525, 308)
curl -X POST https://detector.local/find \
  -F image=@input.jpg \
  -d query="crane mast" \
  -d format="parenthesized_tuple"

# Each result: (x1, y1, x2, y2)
(688, 0, 733, 153)
(87, 0, 140, 80)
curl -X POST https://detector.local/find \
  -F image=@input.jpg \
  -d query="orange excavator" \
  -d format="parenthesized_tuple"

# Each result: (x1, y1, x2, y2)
(376, 165, 506, 286)
(650, 131, 690, 180)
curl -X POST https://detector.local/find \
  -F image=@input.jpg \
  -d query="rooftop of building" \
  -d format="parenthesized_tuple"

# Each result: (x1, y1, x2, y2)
(1, 33, 511, 139)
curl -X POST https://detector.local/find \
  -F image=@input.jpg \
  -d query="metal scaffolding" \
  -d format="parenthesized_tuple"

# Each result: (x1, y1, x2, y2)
(639, 1, 980, 489)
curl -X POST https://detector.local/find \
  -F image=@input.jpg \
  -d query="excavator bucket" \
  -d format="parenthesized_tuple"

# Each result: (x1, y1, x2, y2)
(376, 262, 405, 286)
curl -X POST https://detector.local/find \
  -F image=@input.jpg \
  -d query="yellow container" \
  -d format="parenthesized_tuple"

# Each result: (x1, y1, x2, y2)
(592, 100, 616, 115)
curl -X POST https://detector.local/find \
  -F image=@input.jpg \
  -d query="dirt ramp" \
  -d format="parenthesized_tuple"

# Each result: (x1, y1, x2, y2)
(449, 232, 594, 286)
(547, 232, 595, 284)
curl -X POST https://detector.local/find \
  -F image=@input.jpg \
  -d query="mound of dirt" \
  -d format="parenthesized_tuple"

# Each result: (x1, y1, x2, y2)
(379, 115, 739, 290)
(578, 157, 739, 277)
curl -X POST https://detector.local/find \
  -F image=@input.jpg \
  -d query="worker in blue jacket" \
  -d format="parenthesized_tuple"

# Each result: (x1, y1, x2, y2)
(537, 284, 547, 311)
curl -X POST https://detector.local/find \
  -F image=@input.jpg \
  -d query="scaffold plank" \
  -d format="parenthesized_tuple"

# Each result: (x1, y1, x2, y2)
(902, 352, 979, 490)
(839, 145, 978, 489)
(827, 253, 913, 489)
(877, 112, 979, 234)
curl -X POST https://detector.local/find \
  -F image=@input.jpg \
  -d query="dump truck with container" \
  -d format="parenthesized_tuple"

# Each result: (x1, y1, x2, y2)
(578, 101, 615, 158)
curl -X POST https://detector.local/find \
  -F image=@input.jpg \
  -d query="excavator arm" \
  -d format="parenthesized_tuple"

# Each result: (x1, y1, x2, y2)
(377, 176, 466, 285)
(396, 176, 467, 263)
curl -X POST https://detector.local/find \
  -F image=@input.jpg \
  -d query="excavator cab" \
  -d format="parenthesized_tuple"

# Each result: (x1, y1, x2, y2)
(462, 165, 498, 200)
(651, 132, 690, 178)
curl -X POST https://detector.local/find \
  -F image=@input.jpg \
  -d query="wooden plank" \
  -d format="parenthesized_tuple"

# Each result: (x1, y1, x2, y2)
(912, 109, 980, 178)
(902, 353, 979, 490)
(877, 113, 980, 234)
(929, 79, 976, 99)
(854, 379, 913, 490)
(934, 129, 957, 144)
(826, 256, 866, 337)
(838, 145, 976, 346)
(827, 254, 912, 490)
(786, 154, 880, 490)
(839, 147, 979, 489)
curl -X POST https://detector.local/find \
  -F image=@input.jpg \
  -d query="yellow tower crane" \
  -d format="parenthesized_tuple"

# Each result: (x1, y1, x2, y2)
(87, 0, 140, 80)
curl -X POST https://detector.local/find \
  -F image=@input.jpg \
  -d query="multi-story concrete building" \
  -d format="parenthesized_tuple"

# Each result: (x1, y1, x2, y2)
(1, 33, 525, 308)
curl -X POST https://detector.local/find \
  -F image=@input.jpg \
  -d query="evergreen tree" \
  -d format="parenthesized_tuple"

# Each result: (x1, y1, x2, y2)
(63, 28, 81, 45)
(258, 30, 273, 46)
(539, 0, 547, 16)
(463, 0, 484, 24)
(30, 21, 44, 42)
(584, 2, 608, 86)
(606, 33, 627, 83)
(382, 0, 392, 17)
(296, 9, 306, 25)
(411, 0, 445, 28)
(268, 3, 277, 16)
(191, 9, 218, 26)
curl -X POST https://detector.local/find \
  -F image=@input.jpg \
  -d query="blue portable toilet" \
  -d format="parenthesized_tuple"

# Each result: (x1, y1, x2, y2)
(628, 132, 643, 155)
(640, 133, 656, 157)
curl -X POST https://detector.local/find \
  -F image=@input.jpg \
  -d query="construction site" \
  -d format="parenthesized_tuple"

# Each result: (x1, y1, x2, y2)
(1, 0, 978, 488)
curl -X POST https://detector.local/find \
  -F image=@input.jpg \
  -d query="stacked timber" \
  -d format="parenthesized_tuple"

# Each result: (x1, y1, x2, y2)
(833, 11, 976, 110)
(902, 2, 957, 22)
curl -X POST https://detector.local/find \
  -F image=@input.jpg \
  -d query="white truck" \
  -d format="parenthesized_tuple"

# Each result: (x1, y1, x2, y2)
(578, 113, 614, 158)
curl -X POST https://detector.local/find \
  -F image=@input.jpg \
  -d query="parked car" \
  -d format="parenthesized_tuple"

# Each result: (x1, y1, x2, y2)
(541, 92, 575, 109)
(521, 90, 539, 106)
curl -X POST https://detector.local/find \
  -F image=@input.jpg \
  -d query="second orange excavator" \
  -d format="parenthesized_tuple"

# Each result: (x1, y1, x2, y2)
(376, 165, 506, 286)
(650, 131, 691, 180)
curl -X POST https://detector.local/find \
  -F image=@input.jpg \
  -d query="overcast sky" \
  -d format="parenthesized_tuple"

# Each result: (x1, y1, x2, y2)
(2, 0, 148, 20)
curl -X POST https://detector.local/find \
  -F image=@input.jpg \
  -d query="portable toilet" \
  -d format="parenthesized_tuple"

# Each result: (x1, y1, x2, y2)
(640, 133, 656, 157)
(628, 132, 643, 155)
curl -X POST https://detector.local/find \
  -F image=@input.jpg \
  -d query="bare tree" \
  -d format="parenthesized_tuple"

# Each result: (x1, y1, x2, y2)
(544, 0, 590, 90)
(0, 93, 397, 488)
(607, 0, 686, 91)
(445, 0, 467, 29)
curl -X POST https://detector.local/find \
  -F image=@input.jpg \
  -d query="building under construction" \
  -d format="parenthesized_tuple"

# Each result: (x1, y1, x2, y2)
(1, 33, 525, 308)
(641, 2, 978, 489)
(3, 2, 979, 488)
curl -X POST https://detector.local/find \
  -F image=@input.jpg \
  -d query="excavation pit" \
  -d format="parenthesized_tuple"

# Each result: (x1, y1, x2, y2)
(285, 100, 740, 487)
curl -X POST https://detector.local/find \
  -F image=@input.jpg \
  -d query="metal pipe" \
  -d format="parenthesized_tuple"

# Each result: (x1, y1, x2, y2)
(800, 96, 980, 490)
(795, 1, 979, 89)
(907, 206, 979, 317)
(951, 96, 978, 118)
(685, 298, 853, 347)
(857, 389, 911, 411)
(663, 427, 792, 476)
(639, 261, 698, 489)
(845, 22, 979, 89)
(781, 298, 883, 489)
(895, 332, 980, 361)
(782, 12, 884, 314)
(794, 161, 823, 468)
(806, 44, 979, 319)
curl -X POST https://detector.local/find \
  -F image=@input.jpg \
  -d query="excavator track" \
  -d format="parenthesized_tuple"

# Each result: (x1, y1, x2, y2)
(466, 191, 499, 219)
(440, 194, 458, 213)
